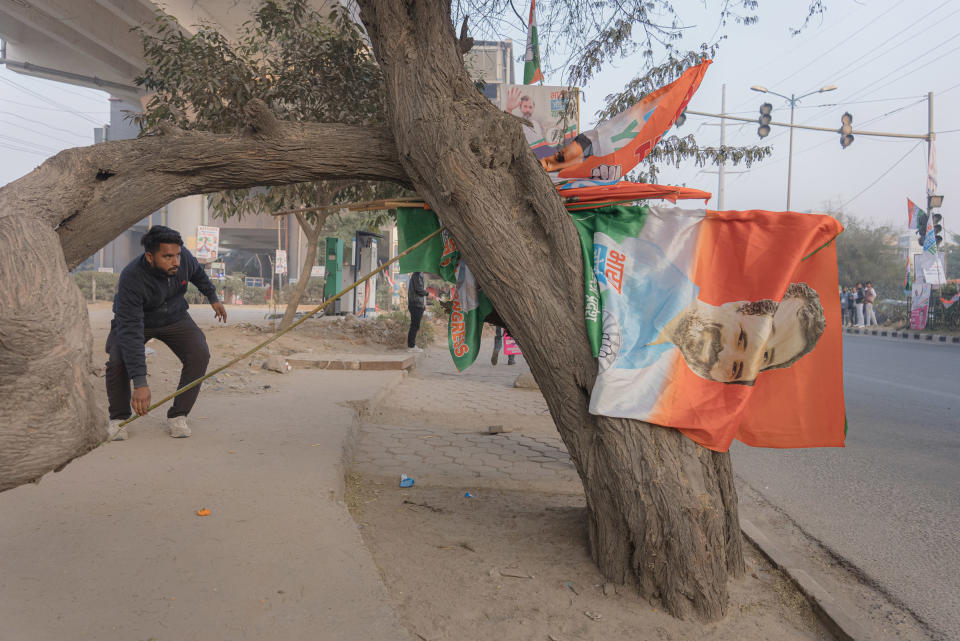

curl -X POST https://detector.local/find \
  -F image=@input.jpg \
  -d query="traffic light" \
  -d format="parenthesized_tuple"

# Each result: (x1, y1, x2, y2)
(840, 112, 854, 148)
(915, 210, 929, 245)
(757, 103, 772, 138)
(932, 213, 943, 247)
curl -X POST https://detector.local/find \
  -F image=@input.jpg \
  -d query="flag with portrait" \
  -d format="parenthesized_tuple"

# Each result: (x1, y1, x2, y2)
(572, 205, 846, 451)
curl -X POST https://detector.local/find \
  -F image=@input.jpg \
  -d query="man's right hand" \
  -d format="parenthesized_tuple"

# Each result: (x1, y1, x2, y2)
(505, 86, 522, 113)
(132, 386, 151, 416)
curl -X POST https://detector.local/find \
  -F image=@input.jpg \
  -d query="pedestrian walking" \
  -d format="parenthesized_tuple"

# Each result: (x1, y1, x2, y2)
(864, 281, 878, 326)
(105, 226, 226, 441)
(855, 282, 865, 327)
(490, 326, 516, 366)
(407, 271, 427, 352)
(840, 287, 849, 326)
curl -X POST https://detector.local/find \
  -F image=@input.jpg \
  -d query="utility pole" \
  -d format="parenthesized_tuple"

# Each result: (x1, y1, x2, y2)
(718, 84, 726, 210)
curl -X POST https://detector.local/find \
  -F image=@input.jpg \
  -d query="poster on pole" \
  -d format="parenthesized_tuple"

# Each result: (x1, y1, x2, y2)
(917, 251, 946, 286)
(910, 282, 931, 329)
(275, 249, 287, 275)
(195, 225, 220, 262)
(498, 84, 579, 160)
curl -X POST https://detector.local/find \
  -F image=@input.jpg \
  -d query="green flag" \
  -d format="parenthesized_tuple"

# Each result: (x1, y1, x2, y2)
(397, 208, 443, 274)
(395, 207, 493, 372)
(523, 0, 544, 85)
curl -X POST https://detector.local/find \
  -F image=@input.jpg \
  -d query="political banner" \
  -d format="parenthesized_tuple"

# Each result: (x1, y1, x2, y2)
(503, 332, 522, 356)
(571, 205, 845, 451)
(195, 225, 220, 262)
(500, 84, 579, 160)
(275, 249, 287, 275)
(396, 209, 492, 371)
(540, 61, 710, 181)
(910, 283, 931, 330)
(916, 251, 946, 286)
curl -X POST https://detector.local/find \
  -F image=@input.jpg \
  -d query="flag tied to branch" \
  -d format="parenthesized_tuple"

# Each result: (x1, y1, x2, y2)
(396, 209, 492, 372)
(570, 205, 845, 451)
(540, 61, 710, 181)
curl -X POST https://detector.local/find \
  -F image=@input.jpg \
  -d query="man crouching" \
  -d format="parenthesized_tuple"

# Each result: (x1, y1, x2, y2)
(106, 225, 226, 441)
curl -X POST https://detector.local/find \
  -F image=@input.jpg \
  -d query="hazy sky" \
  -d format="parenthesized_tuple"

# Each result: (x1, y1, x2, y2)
(1, 0, 957, 232)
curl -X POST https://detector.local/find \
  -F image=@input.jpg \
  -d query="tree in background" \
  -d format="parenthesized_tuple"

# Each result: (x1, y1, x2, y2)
(829, 213, 903, 298)
(135, 1, 402, 329)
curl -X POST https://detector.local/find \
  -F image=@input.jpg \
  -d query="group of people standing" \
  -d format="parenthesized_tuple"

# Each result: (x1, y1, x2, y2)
(841, 281, 878, 327)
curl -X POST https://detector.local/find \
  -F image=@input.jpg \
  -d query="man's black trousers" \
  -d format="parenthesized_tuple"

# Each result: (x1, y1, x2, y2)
(408, 305, 424, 348)
(105, 316, 211, 420)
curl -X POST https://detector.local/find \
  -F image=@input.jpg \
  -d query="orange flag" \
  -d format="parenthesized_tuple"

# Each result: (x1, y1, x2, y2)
(542, 61, 710, 181)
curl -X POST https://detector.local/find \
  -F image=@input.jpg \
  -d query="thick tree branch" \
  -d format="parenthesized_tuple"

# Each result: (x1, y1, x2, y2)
(0, 102, 409, 269)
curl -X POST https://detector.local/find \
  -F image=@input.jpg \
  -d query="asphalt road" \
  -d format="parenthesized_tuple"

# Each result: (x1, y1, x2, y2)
(732, 335, 960, 641)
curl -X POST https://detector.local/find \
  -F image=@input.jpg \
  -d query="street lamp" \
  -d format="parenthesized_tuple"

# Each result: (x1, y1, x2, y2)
(751, 84, 838, 210)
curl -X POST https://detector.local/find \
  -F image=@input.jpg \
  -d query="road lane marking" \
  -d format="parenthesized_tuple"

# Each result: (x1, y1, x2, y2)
(845, 371, 960, 402)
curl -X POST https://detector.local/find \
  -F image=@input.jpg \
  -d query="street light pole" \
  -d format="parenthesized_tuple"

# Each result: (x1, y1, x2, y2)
(751, 84, 837, 211)
(787, 94, 796, 211)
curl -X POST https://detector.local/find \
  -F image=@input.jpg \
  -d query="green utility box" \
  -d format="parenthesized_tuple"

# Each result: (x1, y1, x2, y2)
(323, 237, 343, 305)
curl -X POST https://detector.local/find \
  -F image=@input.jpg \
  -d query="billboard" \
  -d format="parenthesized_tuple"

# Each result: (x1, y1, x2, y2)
(498, 84, 579, 160)
(195, 225, 219, 262)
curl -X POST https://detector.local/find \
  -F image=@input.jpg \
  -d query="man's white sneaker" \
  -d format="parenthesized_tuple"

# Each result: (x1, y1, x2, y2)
(407, 346, 423, 353)
(107, 419, 128, 441)
(168, 416, 192, 438)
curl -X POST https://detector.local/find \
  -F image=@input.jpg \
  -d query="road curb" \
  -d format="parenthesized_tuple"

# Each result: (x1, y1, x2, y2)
(843, 326, 959, 344)
(741, 518, 879, 641)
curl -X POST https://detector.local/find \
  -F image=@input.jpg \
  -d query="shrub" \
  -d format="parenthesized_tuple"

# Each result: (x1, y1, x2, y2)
(73, 271, 120, 301)
(353, 309, 436, 348)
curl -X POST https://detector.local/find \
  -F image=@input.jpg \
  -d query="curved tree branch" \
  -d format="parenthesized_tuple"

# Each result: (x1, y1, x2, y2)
(0, 100, 409, 269)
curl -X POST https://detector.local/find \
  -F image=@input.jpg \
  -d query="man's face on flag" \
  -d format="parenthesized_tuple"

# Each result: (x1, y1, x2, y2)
(672, 300, 775, 384)
(671, 282, 825, 384)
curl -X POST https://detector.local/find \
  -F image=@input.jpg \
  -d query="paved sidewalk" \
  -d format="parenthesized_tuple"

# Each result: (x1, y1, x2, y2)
(354, 337, 581, 494)
(0, 370, 411, 641)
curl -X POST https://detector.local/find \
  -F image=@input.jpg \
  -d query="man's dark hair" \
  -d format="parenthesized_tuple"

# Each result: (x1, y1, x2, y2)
(141, 225, 183, 253)
(671, 312, 724, 381)
(763, 282, 825, 371)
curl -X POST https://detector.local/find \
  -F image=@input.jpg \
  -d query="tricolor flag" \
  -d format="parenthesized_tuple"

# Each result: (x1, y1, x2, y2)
(941, 292, 960, 309)
(572, 205, 845, 451)
(523, 1, 544, 85)
(903, 257, 912, 293)
(906, 198, 922, 231)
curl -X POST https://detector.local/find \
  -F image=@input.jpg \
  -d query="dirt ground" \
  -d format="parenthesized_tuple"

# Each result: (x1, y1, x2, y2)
(345, 475, 832, 641)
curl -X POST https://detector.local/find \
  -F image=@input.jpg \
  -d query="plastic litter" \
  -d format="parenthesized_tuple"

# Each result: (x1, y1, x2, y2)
(399, 473, 415, 488)
(464, 491, 474, 498)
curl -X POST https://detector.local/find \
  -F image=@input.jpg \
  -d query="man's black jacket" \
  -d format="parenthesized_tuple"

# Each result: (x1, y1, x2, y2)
(407, 272, 427, 308)
(111, 248, 218, 387)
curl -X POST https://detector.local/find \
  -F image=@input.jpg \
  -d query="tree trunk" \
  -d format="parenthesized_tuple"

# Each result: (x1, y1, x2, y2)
(279, 211, 324, 331)
(356, 0, 743, 620)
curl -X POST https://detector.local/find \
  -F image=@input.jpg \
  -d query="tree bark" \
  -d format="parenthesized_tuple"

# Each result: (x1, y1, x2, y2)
(279, 211, 325, 331)
(355, 0, 743, 620)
